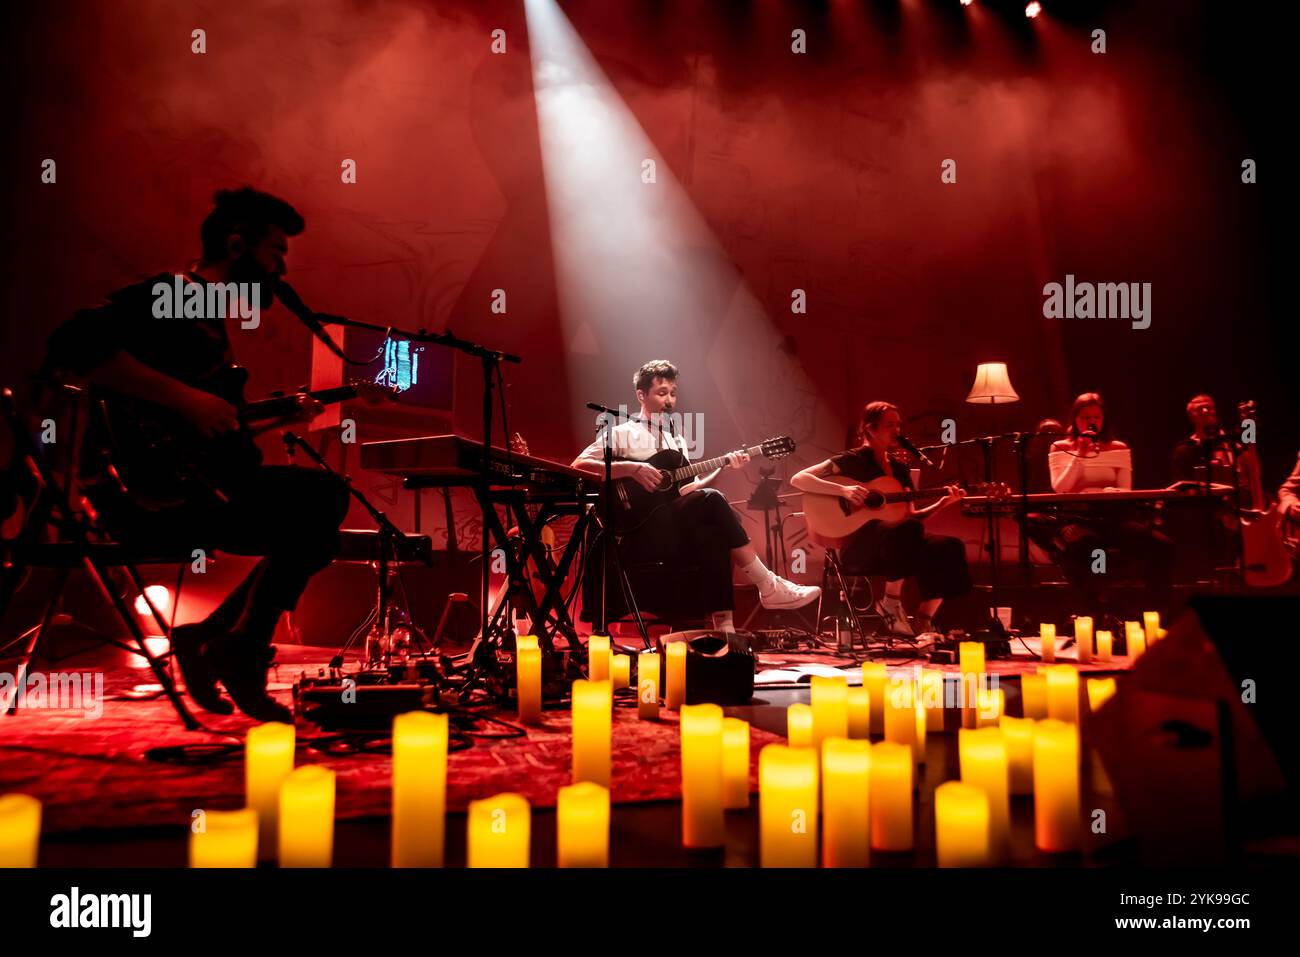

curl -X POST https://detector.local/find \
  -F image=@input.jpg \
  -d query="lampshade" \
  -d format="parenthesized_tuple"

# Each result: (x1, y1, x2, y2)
(966, 362, 1019, 405)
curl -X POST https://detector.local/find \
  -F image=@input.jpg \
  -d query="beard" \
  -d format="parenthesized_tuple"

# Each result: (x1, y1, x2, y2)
(228, 253, 276, 309)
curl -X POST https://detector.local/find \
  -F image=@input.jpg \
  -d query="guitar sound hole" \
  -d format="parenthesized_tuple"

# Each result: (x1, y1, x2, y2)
(865, 493, 884, 509)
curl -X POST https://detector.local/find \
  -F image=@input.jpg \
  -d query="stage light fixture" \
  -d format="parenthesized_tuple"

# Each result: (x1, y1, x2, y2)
(1025, 2, 1042, 17)
(133, 584, 172, 616)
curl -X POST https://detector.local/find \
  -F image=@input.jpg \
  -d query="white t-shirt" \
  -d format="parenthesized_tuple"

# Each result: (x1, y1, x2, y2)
(572, 417, 689, 470)
(1049, 441, 1133, 492)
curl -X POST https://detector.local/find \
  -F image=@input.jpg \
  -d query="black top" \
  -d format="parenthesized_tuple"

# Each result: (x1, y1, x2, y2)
(829, 446, 914, 488)
(1171, 436, 1237, 486)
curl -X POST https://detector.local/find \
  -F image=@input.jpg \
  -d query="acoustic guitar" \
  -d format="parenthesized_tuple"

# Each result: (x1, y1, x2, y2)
(802, 474, 1010, 545)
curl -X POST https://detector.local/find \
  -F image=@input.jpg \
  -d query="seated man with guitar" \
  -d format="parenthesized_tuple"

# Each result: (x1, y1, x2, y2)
(792, 401, 971, 637)
(44, 187, 352, 722)
(571, 360, 819, 634)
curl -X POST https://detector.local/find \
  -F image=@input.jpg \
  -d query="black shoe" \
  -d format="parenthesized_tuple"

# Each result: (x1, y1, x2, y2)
(170, 623, 235, 715)
(208, 636, 294, 724)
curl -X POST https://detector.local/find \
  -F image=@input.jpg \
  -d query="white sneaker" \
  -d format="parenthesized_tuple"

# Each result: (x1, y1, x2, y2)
(759, 577, 821, 610)
(875, 599, 915, 638)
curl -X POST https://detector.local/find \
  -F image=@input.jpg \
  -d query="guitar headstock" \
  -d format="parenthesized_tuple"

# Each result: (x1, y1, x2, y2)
(761, 436, 796, 460)
(349, 381, 400, 405)
(510, 432, 530, 456)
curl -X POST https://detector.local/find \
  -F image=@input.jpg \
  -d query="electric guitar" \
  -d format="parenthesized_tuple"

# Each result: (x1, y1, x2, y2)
(802, 474, 1011, 544)
(608, 435, 796, 534)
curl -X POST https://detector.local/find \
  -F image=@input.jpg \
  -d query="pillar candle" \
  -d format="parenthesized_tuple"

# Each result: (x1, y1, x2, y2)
(759, 744, 819, 867)
(245, 721, 295, 860)
(572, 679, 612, 787)
(391, 711, 448, 867)
(914, 692, 927, 764)
(846, 687, 871, 739)
(869, 742, 913, 852)
(468, 793, 530, 867)
(822, 739, 872, 868)
(189, 808, 257, 868)
(920, 669, 945, 732)
(278, 765, 335, 868)
(611, 654, 630, 691)
(861, 663, 887, 735)
(786, 702, 814, 748)
(1039, 623, 1057, 663)
(1021, 673, 1049, 719)
(665, 642, 687, 710)
(722, 717, 751, 810)
(557, 781, 609, 867)
(1095, 630, 1113, 662)
(1074, 617, 1093, 664)
(958, 727, 1010, 862)
(516, 634, 539, 652)
(1033, 719, 1081, 853)
(517, 646, 542, 724)
(934, 781, 990, 867)
(638, 652, 661, 720)
(1156, 627, 1168, 642)
(1087, 677, 1117, 712)
(959, 642, 984, 729)
(999, 715, 1036, 795)
(0, 793, 41, 868)
(1143, 611, 1160, 645)
(1126, 621, 1147, 659)
(810, 675, 848, 751)
(975, 686, 1004, 729)
(883, 678, 916, 760)
(1045, 665, 1080, 724)
(680, 704, 725, 848)
(588, 635, 611, 681)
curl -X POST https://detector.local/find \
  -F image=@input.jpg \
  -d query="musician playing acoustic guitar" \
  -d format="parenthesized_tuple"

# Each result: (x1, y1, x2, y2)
(791, 401, 970, 638)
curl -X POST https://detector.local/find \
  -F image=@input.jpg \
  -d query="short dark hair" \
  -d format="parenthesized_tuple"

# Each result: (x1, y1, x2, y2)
(633, 359, 678, 395)
(200, 187, 304, 261)
(1067, 391, 1112, 440)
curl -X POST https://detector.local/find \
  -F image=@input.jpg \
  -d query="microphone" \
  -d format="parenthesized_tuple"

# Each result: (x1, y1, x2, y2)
(898, 434, 936, 469)
(272, 279, 352, 362)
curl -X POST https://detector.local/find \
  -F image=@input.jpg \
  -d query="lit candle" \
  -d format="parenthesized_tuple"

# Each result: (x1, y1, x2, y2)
(1143, 611, 1159, 645)
(391, 711, 448, 867)
(959, 642, 985, 729)
(557, 781, 609, 867)
(1125, 621, 1146, 658)
(934, 781, 990, 867)
(1039, 623, 1057, 663)
(759, 744, 819, 867)
(189, 807, 257, 868)
(588, 635, 611, 682)
(722, 717, 751, 810)
(821, 739, 872, 868)
(1021, 673, 1049, 719)
(920, 669, 945, 732)
(517, 646, 542, 724)
(680, 704, 725, 848)
(611, 654, 630, 691)
(245, 721, 295, 860)
(638, 652, 661, 720)
(0, 793, 41, 867)
(665, 642, 687, 710)
(1156, 627, 1168, 642)
(914, 692, 927, 764)
(975, 686, 1004, 729)
(870, 741, 913, 852)
(999, 715, 1036, 795)
(572, 679, 612, 787)
(516, 634, 539, 652)
(1033, 719, 1081, 853)
(1087, 677, 1117, 712)
(861, 663, 887, 735)
(1045, 665, 1080, 724)
(1095, 630, 1113, 662)
(958, 727, 1009, 862)
(1074, 617, 1093, 664)
(846, 687, 871, 739)
(278, 765, 335, 868)
(786, 703, 814, 748)
(468, 793, 530, 867)
(883, 678, 916, 761)
(810, 675, 849, 751)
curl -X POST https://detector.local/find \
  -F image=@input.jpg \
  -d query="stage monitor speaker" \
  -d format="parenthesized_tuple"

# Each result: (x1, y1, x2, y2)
(660, 629, 756, 706)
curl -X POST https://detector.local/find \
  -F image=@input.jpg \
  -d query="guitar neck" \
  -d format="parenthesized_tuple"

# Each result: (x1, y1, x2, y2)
(667, 443, 767, 483)
(240, 385, 357, 425)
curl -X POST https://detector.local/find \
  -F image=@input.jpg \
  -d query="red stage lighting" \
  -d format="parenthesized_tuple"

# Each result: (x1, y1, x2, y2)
(1025, 2, 1042, 17)
(961, 0, 974, 7)
(133, 584, 172, 616)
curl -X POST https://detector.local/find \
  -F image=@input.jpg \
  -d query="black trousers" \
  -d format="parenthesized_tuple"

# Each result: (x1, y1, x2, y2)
(839, 518, 972, 601)
(1029, 515, 1175, 598)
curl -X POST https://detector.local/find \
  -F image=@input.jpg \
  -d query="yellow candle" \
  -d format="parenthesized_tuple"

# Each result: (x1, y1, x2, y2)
(1143, 611, 1159, 644)
(958, 727, 1009, 861)
(999, 715, 1036, 795)
(883, 679, 917, 760)
(810, 675, 849, 751)
(516, 634, 539, 652)
(959, 641, 985, 675)
(638, 652, 661, 720)
(468, 793, 530, 867)
(861, 663, 887, 735)
(722, 717, 751, 810)
(821, 739, 872, 868)
(189, 808, 257, 868)
(680, 704, 725, 848)
(1039, 623, 1057, 663)
(245, 721, 295, 860)
(959, 642, 984, 729)
(572, 679, 612, 787)
(392, 711, 448, 867)
(1045, 665, 1080, 724)
(919, 669, 945, 732)
(975, 686, 1004, 729)
(934, 781, 990, 867)
(611, 653, 630, 690)
(1125, 621, 1146, 658)
(1156, 627, 1168, 642)
(1087, 677, 1117, 711)
(1074, 617, 1093, 664)
(517, 646, 542, 724)
(914, 692, 927, 764)
(1021, 673, 1049, 719)
(1033, 719, 1081, 852)
(665, 642, 687, 710)
(557, 781, 609, 867)
(846, 687, 871, 739)
(1095, 630, 1113, 662)
(759, 744, 818, 867)
(786, 702, 814, 748)
(0, 793, 41, 868)
(278, 765, 335, 868)
(869, 741, 913, 852)
(588, 634, 611, 681)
